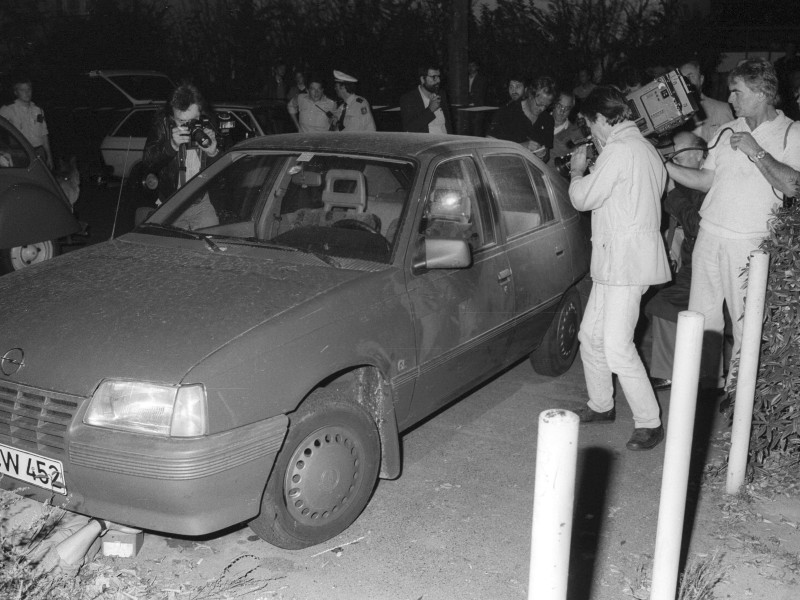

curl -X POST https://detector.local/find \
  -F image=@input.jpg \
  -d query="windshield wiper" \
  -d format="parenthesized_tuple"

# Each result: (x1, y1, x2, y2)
(135, 223, 203, 239)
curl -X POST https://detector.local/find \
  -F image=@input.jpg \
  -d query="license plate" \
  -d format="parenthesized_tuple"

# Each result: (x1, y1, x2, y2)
(0, 443, 67, 495)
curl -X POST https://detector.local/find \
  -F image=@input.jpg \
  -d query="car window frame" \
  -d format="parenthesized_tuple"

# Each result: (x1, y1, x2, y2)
(479, 150, 560, 241)
(417, 153, 500, 256)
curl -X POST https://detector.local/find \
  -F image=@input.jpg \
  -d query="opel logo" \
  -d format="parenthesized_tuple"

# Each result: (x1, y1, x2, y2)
(1, 348, 24, 376)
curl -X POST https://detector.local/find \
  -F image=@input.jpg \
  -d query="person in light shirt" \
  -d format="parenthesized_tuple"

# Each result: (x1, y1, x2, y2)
(568, 85, 670, 451)
(666, 57, 800, 393)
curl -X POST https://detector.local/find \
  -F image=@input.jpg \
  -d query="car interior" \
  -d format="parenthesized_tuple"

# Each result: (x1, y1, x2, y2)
(153, 152, 412, 264)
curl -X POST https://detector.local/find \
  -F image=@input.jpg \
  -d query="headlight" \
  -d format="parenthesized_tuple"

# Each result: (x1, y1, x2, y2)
(84, 380, 208, 437)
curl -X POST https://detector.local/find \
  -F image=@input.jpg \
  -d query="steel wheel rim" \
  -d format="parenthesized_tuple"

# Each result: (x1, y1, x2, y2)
(284, 424, 364, 525)
(11, 242, 54, 270)
(556, 300, 579, 359)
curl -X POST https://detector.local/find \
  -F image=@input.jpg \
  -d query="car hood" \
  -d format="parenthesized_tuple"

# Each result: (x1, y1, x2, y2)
(0, 238, 368, 396)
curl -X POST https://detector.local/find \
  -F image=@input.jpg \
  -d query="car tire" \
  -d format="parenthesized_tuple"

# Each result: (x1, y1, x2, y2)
(0, 240, 58, 274)
(249, 394, 380, 549)
(530, 286, 582, 376)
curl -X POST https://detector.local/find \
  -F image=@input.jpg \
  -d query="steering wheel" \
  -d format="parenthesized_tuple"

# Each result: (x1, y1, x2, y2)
(332, 218, 381, 234)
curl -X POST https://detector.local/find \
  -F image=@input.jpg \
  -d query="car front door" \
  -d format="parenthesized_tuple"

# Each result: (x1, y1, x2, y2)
(481, 152, 576, 358)
(405, 155, 514, 423)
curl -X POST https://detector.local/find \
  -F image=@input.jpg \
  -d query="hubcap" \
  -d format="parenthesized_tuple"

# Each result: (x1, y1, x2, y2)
(10, 242, 54, 270)
(284, 425, 362, 525)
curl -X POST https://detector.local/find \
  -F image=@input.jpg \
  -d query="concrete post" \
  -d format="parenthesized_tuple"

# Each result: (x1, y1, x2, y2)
(650, 311, 705, 600)
(726, 250, 770, 495)
(528, 409, 579, 600)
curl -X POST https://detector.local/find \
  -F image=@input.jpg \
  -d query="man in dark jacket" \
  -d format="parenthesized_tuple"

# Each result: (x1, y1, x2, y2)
(142, 84, 224, 229)
(399, 64, 452, 134)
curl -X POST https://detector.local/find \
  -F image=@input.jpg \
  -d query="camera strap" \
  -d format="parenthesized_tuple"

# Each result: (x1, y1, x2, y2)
(178, 144, 187, 188)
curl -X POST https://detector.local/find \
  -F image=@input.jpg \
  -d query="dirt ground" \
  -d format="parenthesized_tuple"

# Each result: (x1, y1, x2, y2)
(5, 357, 798, 600)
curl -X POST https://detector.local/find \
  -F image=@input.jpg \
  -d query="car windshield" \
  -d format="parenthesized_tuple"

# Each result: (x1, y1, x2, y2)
(142, 152, 415, 264)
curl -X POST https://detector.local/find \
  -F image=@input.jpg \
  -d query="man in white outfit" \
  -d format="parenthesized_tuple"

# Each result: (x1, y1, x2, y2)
(568, 85, 671, 451)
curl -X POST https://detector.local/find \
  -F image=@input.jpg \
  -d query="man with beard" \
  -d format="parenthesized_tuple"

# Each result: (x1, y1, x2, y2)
(399, 64, 452, 134)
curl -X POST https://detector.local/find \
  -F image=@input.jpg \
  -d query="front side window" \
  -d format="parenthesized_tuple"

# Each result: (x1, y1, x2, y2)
(419, 157, 494, 252)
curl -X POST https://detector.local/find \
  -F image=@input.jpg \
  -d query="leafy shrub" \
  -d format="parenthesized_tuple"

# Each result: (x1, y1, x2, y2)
(734, 202, 800, 469)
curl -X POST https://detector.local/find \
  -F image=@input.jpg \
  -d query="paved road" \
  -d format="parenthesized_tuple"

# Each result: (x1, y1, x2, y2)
(118, 355, 721, 600)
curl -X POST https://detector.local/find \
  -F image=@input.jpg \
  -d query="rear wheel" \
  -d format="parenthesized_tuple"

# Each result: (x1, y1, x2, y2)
(0, 241, 58, 274)
(530, 287, 582, 376)
(249, 395, 380, 549)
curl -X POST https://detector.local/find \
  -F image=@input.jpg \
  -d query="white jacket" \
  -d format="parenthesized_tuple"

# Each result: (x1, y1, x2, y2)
(569, 121, 670, 286)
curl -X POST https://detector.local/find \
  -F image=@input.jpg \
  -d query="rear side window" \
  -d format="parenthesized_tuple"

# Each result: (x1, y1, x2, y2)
(484, 154, 553, 237)
(114, 110, 158, 138)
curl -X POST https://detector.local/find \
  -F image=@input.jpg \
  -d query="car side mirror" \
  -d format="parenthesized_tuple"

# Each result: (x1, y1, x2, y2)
(413, 238, 472, 273)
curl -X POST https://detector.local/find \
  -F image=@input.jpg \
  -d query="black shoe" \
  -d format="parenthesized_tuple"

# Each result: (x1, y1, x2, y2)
(626, 425, 664, 451)
(650, 377, 672, 391)
(575, 406, 616, 424)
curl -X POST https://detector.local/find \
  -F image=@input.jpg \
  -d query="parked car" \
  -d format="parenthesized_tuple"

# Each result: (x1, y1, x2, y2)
(49, 70, 176, 182)
(100, 103, 270, 180)
(0, 133, 589, 549)
(0, 116, 81, 273)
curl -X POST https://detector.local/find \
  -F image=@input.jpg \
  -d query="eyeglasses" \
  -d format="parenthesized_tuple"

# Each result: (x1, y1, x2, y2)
(555, 103, 574, 112)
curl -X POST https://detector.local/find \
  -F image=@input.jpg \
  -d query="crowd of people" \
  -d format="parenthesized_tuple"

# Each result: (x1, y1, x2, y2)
(5, 52, 800, 459)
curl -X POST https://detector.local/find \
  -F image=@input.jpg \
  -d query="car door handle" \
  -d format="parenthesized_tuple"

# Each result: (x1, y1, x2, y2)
(555, 245, 565, 257)
(497, 268, 512, 283)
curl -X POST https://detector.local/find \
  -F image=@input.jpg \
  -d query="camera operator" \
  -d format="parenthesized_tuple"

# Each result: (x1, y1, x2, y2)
(568, 85, 671, 451)
(142, 84, 224, 229)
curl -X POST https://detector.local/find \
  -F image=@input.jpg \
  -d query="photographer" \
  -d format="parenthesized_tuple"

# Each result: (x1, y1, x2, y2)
(142, 84, 224, 229)
(568, 85, 671, 451)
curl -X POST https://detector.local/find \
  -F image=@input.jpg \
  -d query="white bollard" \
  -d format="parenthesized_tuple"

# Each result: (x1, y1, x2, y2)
(650, 311, 705, 600)
(528, 409, 579, 600)
(726, 250, 770, 495)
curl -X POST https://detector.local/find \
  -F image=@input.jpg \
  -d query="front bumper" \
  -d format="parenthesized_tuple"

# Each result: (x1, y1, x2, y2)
(0, 381, 288, 536)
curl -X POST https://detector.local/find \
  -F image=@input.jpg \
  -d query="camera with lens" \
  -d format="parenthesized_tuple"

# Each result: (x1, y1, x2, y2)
(182, 116, 215, 149)
(553, 136, 598, 179)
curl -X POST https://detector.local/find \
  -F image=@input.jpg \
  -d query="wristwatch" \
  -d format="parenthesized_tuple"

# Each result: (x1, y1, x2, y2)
(751, 149, 767, 162)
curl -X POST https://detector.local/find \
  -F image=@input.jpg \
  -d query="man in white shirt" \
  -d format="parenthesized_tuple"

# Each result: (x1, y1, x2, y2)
(667, 58, 800, 391)
(0, 76, 52, 169)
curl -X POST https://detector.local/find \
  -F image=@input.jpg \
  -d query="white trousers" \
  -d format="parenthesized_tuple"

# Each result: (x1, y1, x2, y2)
(579, 283, 661, 428)
(688, 229, 762, 389)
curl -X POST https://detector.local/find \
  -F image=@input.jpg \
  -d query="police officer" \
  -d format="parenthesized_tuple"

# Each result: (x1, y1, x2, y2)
(333, 70, 376, 132)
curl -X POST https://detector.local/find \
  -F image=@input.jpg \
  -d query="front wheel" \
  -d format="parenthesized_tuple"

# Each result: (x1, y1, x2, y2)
(0, 240, 58, 274)
(530, 287, 582, 376)
(249, 396, 380, 549)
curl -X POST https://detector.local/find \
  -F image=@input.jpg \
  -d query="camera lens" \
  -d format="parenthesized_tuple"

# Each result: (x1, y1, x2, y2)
(190, 126, 212, 148)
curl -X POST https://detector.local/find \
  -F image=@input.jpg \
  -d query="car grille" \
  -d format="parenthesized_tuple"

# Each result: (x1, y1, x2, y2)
(0, 382, 81, 455)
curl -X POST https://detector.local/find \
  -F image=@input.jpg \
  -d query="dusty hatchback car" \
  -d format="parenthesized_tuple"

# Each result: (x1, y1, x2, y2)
(0, 133, 589, 549)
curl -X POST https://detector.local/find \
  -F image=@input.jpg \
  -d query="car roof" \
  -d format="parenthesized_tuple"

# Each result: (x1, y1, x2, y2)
(233, 132, 534, 160)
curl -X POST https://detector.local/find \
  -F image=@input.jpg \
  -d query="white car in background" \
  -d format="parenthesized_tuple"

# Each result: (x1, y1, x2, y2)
(100, 104, 270, 180)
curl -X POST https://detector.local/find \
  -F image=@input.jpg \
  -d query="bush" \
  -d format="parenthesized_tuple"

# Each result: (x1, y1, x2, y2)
(735, 201, 800, 469)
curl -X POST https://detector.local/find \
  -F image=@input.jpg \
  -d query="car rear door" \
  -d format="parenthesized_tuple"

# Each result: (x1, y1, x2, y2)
(404, 155, 514, 423)
(480, 151, 576, 359)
